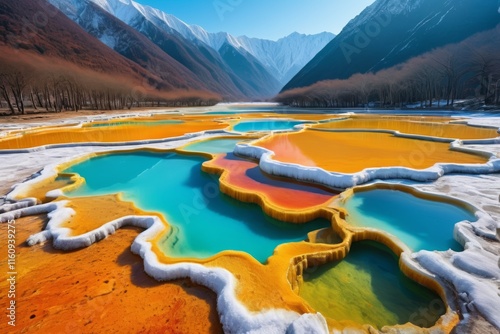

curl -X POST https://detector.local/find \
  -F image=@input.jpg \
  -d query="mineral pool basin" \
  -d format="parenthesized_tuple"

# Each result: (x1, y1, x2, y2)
(182, 137, 248, 154)
(183, 137, 338, 213)
(299, 241, 445, 329)
(0, 117, 227, 149)
(63, 151, 330, 263)
(338, 188, 478, 251)
(252, 130, 489, 173)
(87, 119, 183, 128)
(232, 119, 314, 132)
(206, 153, 338, 212)
(313, 116, 500, 140)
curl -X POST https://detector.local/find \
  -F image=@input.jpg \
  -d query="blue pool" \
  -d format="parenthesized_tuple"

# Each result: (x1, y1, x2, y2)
(182, 138, 246, 154)
(64, 151, 329, 263)
(340, 189, 477, 251)
(233, 119, 312, 132)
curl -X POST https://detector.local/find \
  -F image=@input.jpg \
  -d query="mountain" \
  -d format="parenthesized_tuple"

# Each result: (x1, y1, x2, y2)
(175, 30, 336, 85)
(219, 42, 282, 97)
(51, 0, 334, 87)
(215, 32, 337, 85)
(0, 0, 166, 88)
(283, 0, 500, 91)
(0, 0, 222, 113)
(48, 0, 263, 99)
(2, 0, 334, 100)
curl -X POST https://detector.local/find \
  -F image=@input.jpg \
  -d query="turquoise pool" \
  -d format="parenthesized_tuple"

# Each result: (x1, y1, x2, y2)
(300, 241, 444, 328)
(233, 119, 312, 132)
(64, 151, 329, 263)
(182, 138, 246, 154)
(341, 189, 477, 251)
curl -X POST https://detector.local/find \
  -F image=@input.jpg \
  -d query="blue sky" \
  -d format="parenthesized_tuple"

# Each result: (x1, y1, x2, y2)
(138, 0, 376, 40)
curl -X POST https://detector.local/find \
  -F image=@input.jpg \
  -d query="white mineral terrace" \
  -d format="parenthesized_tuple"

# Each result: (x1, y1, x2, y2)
(0, 109, 499, 333)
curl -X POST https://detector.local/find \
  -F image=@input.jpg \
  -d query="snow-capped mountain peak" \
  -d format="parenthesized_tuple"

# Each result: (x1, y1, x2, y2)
(58, 0, 334, 85)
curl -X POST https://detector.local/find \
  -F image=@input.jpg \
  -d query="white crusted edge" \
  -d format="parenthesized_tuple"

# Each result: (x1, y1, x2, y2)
(0, 129, 232, 154)
(0, 144, 330, 333)
(0, 201, 328, 334)
(348, 182, 500, 330)
(1, 129, 239, 205)
(234, 139, 500, 190)
(2, 129, 499, 332)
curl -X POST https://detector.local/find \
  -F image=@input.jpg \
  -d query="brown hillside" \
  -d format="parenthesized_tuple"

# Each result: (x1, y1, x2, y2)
(0, 0, 212, 92)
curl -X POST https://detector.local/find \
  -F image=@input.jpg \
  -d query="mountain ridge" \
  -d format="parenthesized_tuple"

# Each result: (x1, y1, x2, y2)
(283, 0, 500, 92)
(63, 0, 335, 86)
(0, 0, 221, 113)
(49, 0, 281, 99)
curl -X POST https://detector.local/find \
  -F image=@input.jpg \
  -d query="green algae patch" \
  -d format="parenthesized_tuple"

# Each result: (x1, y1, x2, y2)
(299, 241, 445, 329)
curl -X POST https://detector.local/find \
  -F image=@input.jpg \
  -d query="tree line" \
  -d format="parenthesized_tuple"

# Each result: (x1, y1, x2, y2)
(275, 27, 500, 109)
(0, 54, 221, 115)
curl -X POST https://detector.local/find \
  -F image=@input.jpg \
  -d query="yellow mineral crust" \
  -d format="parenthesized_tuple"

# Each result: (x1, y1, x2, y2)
(12, 147, 461, 333)
(11, 174, 76, 203)
(60, 195, 149, 236)
(0, 113, 342, 150)
(0, 215, 221, 333)
(0, 117, 228, 149)
(313, 115, 499, 140)
(254, 129, 489, 173)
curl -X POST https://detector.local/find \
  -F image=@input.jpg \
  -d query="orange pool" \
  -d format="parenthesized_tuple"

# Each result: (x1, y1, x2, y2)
(0, 120, 228, 149)
(313, 115, 499, 139)
(254, 130, 489, 173)
(204, 153, 337, 211)
(0, 113, 341, 150)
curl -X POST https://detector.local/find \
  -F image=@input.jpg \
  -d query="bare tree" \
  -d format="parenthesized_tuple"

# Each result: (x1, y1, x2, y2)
(432, 49, 467, 106)
(0, 73, 15, 114)
(6, 71, 28, 114)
